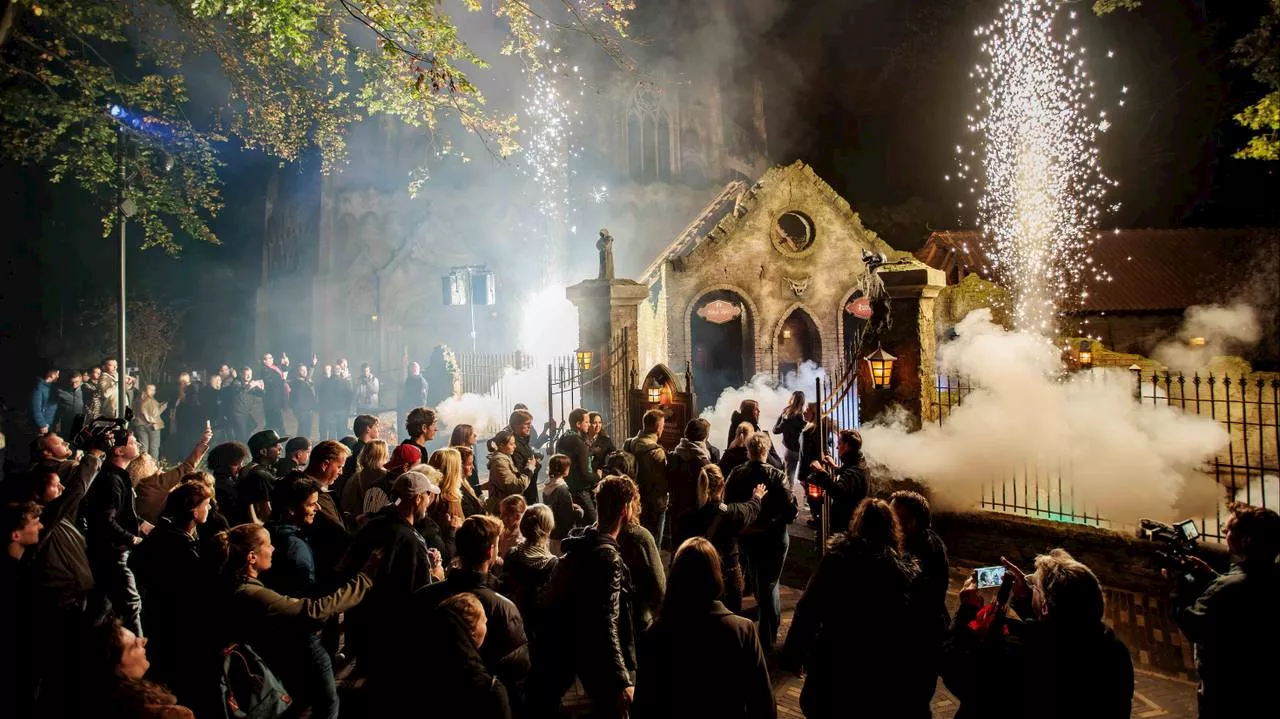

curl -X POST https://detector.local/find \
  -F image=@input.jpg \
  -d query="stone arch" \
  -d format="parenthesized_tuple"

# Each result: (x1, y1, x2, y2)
(684, 284, 758, 407)
(771, 302, 823, 376)
(837, 283, 879, 366)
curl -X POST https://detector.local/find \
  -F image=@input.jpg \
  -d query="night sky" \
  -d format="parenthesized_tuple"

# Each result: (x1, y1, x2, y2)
(1, 0, 1275, 413)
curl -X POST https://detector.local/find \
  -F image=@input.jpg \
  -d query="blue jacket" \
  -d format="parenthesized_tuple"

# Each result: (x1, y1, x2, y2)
(262, 521, 317, 598)
(31, 379, 57, 430)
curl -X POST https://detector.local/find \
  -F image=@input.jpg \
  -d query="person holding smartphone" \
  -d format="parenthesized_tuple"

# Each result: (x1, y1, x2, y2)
(940, 551, 1133, 719)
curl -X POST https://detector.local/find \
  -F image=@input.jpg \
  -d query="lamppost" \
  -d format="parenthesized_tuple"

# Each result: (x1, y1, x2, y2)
(106, 103, 171, 415)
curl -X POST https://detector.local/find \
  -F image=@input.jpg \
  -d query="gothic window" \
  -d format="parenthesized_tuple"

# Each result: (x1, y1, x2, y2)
(627, 81, 672, 183)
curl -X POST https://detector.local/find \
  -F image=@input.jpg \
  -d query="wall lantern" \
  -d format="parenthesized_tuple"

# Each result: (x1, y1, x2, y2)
(1077, 340, 1093, 369)
(1188, 336, 1207, 348)
(863, 346, 896, 390)
(646, 385, 663, 405)
(575, 349, 593, 372)
(782, 327, 793, 340)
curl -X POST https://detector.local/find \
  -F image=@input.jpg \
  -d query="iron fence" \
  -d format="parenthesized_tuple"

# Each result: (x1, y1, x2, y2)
(546, 328, 632, 443)
(456, 350, 537, 423)
(937, 370, 1280, 541)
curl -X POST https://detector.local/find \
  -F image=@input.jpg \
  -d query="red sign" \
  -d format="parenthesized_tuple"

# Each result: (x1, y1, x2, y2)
(697, 299, 743, 324)
(846, 296, 874, 319)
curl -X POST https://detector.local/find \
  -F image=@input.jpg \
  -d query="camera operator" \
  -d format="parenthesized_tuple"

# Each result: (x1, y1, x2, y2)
(84, 426, 149, 635)
(940, 550, 1133, 719)
(1172, 503, 1280, 718)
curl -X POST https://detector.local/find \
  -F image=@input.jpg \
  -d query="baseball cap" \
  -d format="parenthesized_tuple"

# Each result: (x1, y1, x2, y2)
(284, 436, 312, 455)
(392, 470, 440, 499)
(248, 430, 290, 455)
(387, 443, 422, 470)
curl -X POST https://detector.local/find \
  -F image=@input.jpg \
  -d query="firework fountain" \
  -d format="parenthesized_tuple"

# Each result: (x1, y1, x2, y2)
(954, 0, 1117, 336)
(860, 0, 1232, 523)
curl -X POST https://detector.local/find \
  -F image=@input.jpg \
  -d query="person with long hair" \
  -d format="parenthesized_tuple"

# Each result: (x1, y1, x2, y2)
(131, 480, 220, 716)
(501, 504, 558, 635)
(780, 498, 918, 718)
(341, 438, 388, 520)
(685, 464, 766, 613)
(717, 421, 757, 476)
(215, 523, 379, 719)
(453, 445, 487, 516)
(633, 537, 774, 719)
(78, 618, 194, 718)
(485, 430, 532, 514)
(772, 390, 806, 491)
(428, 448, 468, 564)
(449, 423, 482, 491)
(799, 402, 831, 527)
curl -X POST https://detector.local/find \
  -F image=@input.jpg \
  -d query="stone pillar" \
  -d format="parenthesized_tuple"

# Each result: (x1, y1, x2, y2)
(566, 278, 649, 421)
(858, 265, 946, 430)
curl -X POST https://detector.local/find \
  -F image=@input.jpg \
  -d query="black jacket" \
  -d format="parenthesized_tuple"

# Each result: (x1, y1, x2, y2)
(416, 568, 531, 692)
(289, 376, 316, 412)
(634, 601, 775, 719)
(84, 461, 142, 553)
(130, 519, 217, 681)
(685, 496, 761, 567)
(808, 450, 869, 532)
(399, 374, 428, 413)
(724, 461, 795, 537)
(410, 605, 512, 719)
(941, 603, 1133, 719)
(261, 365, 288, 411)
(501, 545, 558, 637)
(538, 527, 635, 694)
(555, 431, 595, 493)
(781, 535, 919, 718)
(772, 413, 805, 453)
(1173, 560, 1280, 718)
(666, 439, 714, 546)
(588, 432, 616, 477)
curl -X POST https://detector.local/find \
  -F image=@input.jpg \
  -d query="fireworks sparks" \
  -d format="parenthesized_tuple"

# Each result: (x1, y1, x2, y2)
(589, 186, 609, 203)
(518, 49, 584, 223)
(958, 0, 1118, 336)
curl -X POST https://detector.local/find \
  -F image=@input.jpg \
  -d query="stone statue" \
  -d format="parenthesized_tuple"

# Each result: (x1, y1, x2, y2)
(596, 228, 616, 280)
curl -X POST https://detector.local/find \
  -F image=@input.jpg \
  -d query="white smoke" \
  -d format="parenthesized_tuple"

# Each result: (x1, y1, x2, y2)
(436, 365, 547, 436)
(698, 361, 829, 449)
(860, 309, 1229, 522)
(1152, 303, 1262, 373)
(519, 284, 579, 359)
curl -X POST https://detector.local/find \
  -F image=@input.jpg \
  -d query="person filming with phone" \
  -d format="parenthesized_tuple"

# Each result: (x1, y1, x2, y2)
(940, 550, 1133, 719)
(1171, 503, 1280, 719)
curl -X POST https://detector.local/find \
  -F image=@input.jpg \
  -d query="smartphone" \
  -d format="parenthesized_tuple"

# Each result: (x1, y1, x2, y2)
(975, 565, 1007, 589)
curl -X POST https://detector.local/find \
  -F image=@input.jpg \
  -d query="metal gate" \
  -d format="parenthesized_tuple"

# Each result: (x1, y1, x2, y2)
(812, 357, 861, 552)
(546, 327, 633, 442)
(456, 350, 537, 414)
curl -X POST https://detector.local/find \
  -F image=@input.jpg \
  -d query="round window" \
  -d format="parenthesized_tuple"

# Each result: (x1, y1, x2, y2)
(771, 211, 816, 256)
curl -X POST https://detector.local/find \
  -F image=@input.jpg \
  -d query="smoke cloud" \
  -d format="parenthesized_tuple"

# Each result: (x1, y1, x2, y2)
(1151, 303, 1262, 373)
(861, 309, 1229, 522)
(698, 361, 829, 450)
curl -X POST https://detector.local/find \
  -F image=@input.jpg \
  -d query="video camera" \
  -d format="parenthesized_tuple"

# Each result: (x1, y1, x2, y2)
(1138, 518, 1203, 581)
(71, 407, 134, 453)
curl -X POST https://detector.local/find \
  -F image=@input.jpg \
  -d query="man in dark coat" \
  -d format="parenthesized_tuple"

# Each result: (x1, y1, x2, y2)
(941, 549, 1133, 719)
(224, 368, 261, 442)
(54, 373, 85, 442)
(725, 433, 795, 652)
(892, 490, 950, 716)
(415, 594, 513, 719)
(554, 407, 597, 526)
(624, 409, 668, 543)
(290, 362, 318, 440)
(1173, 503, 1280, 719)
(83, 432, 146, 634)
(235, 429, 288, 525)
(508, 408, 544, 504)
(260, 352, 291, 434)
(341, 471, 444, 685)
(807, 429, 869, 533)
(529, 476, 637, 718)
(399, 361, 429, 430)
(416, 515, 530, 703)
(666, 418, 717, 547)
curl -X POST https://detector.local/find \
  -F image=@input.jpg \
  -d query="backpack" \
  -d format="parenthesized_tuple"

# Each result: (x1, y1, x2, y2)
(221, 642, 292, 719)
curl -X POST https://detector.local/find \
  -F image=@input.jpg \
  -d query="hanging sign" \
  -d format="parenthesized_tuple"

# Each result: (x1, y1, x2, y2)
(697, 300, 743, 324)
(845, 296, 874, 319)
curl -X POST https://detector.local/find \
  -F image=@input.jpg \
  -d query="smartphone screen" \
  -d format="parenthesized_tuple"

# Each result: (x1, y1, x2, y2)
(975, 565, 1007, 589)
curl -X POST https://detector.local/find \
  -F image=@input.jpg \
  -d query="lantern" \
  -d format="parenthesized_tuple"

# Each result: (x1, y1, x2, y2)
(575, 349, 593, 372)
(863, 346, 896, 390)
(1077, 340, 1093, 369)
(646, 386, 662, 404)
(807, 481, 824, 500)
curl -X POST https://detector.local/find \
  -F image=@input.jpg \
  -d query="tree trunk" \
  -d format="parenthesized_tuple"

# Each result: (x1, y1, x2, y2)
(0, 1, 18, 50)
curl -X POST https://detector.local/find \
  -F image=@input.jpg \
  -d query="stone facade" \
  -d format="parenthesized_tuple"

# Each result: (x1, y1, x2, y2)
(642, 162, 898, 373)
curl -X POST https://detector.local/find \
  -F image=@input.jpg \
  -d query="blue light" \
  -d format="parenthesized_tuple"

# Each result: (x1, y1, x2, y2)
(109, 104, 124, 118)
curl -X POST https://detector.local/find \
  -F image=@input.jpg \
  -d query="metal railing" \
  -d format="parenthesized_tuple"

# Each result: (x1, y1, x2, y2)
(937, 370, 1280, 541)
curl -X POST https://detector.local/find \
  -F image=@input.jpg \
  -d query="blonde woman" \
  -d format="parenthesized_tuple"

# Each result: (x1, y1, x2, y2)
(342, 439, 388, 520)
(717, 421, 757, 476)
(428, 448, 467, 563)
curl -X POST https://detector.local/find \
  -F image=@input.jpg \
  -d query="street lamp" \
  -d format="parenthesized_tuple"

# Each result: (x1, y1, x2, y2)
(646, 381, 662, 405)
(863, 346, 896, 390)
(575, 349, 594, 372)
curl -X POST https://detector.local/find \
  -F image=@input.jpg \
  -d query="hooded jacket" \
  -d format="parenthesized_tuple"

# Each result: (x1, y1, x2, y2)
(416, 568, 531, 692)
(485, 452, 531, 513)
(665, 438, 713, 545)
(623, 432, 668, 513)
(538, 527, 635, 695)
(502, 543, 558, 635)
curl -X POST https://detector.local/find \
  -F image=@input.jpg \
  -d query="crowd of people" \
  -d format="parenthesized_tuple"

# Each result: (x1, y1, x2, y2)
(8, 358, 1280, 719)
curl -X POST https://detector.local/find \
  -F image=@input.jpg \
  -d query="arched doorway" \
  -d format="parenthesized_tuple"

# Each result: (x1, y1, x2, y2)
(776, 307, 821, 379)
(690, 290, 754, 407)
